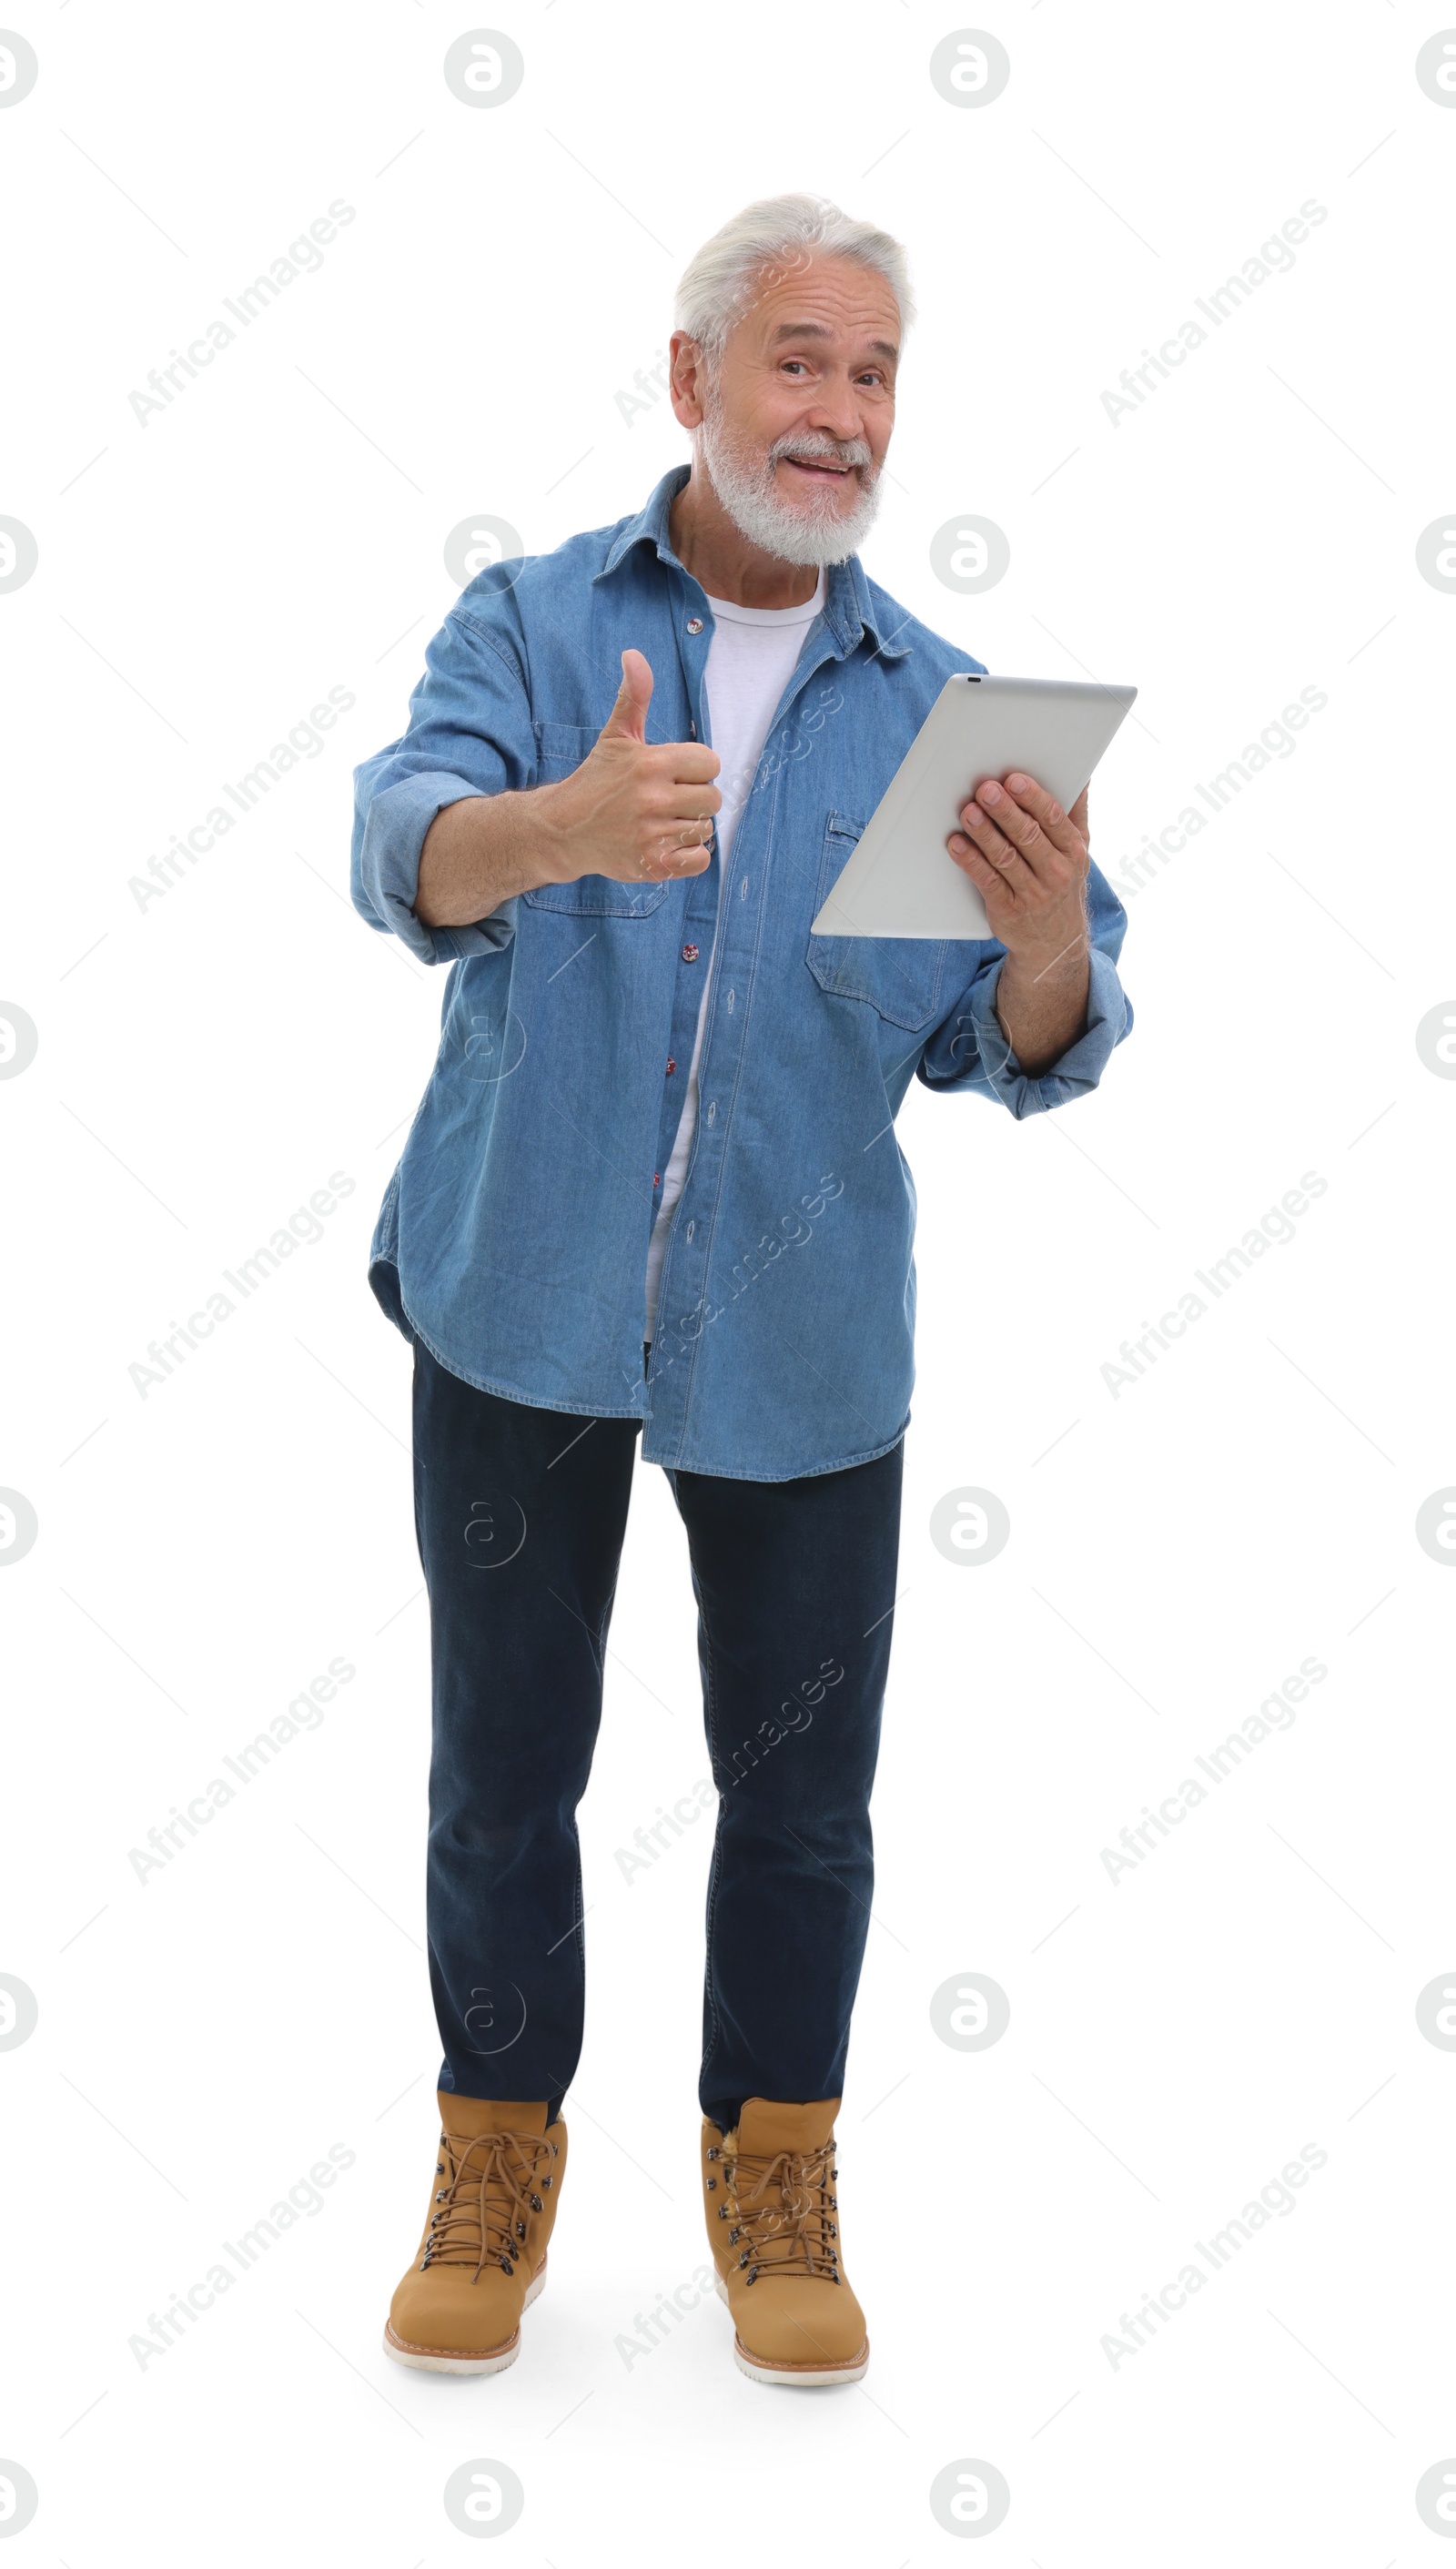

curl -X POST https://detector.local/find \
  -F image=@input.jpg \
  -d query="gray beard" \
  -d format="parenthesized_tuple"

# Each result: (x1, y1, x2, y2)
(696, 399, 883, 568)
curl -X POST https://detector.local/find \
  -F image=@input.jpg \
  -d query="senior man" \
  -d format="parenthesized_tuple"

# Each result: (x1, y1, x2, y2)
(352, 192, 1131, 2388)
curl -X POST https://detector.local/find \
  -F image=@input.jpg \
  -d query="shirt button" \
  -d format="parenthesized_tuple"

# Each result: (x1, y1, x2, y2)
(686, 617, 703, 634)
(665, 1058, 676, 1075)
(682, 943, 699, 963)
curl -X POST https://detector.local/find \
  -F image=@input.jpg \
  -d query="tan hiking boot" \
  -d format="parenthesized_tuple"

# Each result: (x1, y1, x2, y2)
(384, 2095, 567, 2374)
(700, 2098, 868, 2385)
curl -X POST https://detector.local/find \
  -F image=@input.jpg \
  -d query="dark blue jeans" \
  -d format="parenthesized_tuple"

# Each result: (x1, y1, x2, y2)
(411, 1339, 903, 2131)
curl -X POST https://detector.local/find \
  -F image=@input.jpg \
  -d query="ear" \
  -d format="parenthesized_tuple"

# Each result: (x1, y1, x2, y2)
(668, 329, 711, 430)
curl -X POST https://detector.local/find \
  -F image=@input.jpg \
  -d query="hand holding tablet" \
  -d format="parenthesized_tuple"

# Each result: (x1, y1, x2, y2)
(946, 767, 1093, 962)
(809, 673, 1138, 941)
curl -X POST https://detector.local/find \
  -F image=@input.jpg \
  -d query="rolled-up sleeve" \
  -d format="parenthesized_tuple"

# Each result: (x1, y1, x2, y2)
(351, 596, 538, 966)
(917, 859, 1133, 1117)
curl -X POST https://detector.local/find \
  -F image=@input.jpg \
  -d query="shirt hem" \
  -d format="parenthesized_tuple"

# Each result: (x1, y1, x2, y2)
(641, 1417, 910, 1483)
(379, 1264, 907, 1478)
(400, 1293, 647, 1426)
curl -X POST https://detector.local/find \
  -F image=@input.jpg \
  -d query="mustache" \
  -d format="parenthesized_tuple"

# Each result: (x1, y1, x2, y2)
(767, 431, 874, 470)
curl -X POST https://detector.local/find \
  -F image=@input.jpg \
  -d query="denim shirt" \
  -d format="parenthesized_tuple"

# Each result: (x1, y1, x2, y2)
(351, 464, 1132, 1482)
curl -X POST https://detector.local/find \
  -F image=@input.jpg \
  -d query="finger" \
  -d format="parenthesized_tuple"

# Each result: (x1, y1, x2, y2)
(646, 741, 721, 785)
(649, 782, 723, 822)
(657, 819, 714, 861)
(949, 797, 1029, 893)
(970, 778, 1066, 885)
(640, 833, 713, 880)
(598, 648, 653, 744)
(947, 831, 1013, 911)
(994, 773, 1089, 877)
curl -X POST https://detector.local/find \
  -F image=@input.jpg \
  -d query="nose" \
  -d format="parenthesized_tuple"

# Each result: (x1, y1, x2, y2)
(804, 379, 867, 449)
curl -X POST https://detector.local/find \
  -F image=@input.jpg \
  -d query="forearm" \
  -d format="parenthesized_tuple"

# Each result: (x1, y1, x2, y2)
(414, 787, 568, 929)
(993, 929, 1091, 1075)
(410, 653, 718, 927)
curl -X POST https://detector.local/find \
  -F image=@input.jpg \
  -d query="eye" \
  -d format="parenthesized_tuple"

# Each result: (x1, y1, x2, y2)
(780, 359, 809, 376)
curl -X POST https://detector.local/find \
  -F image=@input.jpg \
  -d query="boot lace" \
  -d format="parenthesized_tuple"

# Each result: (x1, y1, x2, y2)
(719, 2139, 840, 2286)
(420, 2125, 557, 2282)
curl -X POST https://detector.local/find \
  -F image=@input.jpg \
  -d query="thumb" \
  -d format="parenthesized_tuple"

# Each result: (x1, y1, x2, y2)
(598, 647, 652, 744)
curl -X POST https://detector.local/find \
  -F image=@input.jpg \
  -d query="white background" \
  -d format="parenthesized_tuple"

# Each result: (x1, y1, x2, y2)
(4, 0, 1455, 2559)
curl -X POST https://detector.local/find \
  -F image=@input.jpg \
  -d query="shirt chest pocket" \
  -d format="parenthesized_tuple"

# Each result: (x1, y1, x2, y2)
(521, 721, 672, 917)
(804, 812, 952, 1031)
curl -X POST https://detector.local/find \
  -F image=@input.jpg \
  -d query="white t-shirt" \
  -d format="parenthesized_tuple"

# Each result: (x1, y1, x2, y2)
(643, 568, 825, 1341)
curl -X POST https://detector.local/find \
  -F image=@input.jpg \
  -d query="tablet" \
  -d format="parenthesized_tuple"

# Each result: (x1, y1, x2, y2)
(809, 673, 1138, 939)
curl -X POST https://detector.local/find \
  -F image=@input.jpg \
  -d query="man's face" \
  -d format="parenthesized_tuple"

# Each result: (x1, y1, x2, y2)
(677, 251, 901, 566)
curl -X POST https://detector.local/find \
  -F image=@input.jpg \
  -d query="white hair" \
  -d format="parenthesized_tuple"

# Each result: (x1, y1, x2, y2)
(673, 192, 914, 361)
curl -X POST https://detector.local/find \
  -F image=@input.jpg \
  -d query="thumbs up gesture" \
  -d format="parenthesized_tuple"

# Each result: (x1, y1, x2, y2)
(541, 650, 722, 885)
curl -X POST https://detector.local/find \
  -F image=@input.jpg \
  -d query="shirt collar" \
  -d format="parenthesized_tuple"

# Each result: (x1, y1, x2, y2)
(592, 463, 911, 662)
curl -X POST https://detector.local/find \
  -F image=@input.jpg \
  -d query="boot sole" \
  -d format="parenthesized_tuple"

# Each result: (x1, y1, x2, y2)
(713, 2271, 870, 2386)
(382, 2257, 548, 2374)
